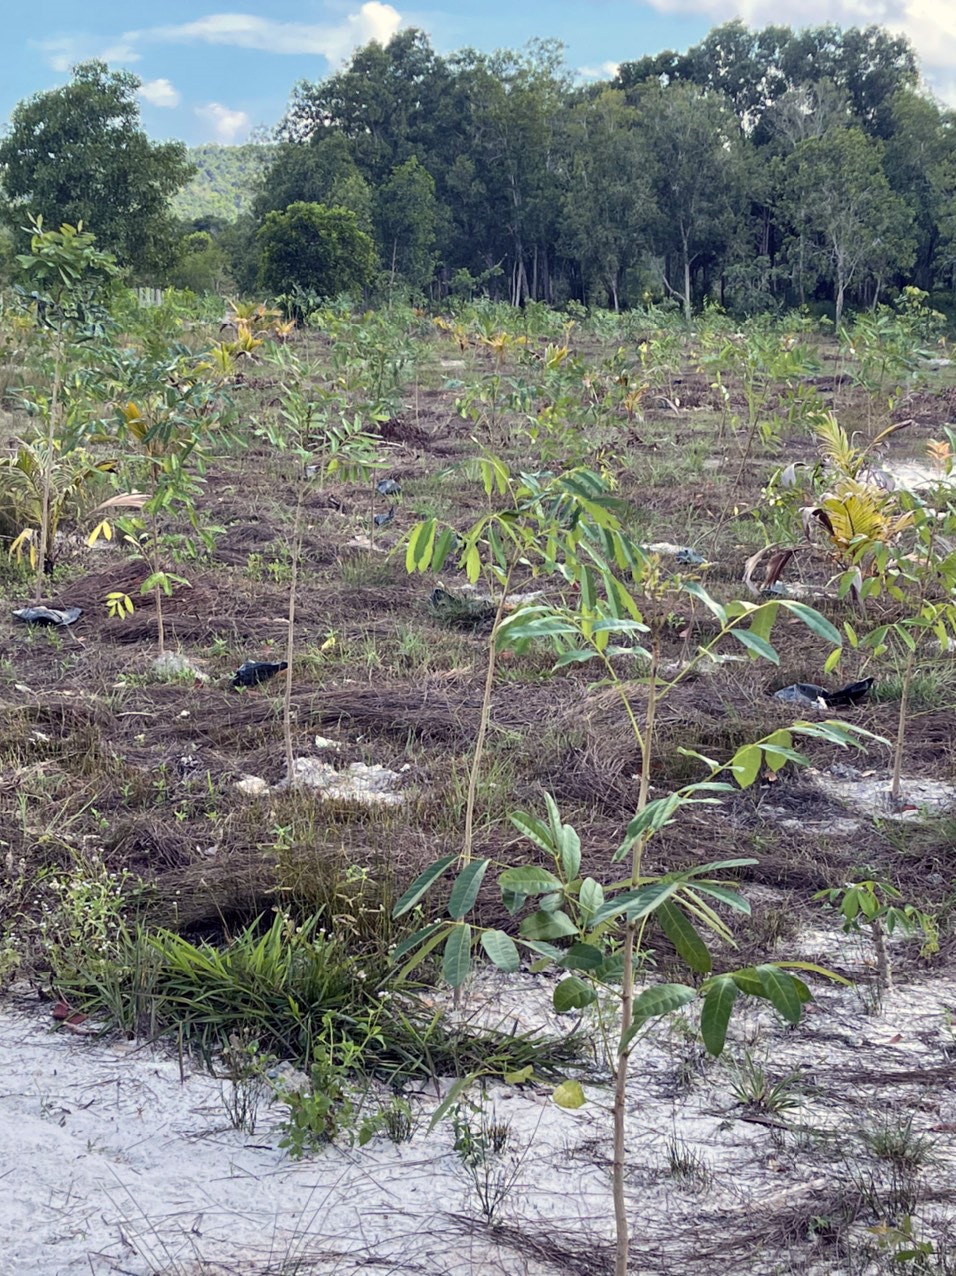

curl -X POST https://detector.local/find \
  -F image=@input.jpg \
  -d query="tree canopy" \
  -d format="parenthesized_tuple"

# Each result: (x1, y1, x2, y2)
(253, 21, 956, 315)
(0, 62, 194, 277)
(256, 202, 377, 297)
(4, 23, 956, 317)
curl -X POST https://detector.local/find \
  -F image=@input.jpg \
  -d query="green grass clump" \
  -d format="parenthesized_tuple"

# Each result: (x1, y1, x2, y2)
(58, 909, 583, 1082)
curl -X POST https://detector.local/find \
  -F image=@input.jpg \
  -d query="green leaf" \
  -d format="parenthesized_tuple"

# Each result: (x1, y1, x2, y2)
(772, 960, 851, 988)
(448, 859, 491, 920)
(432, 527, 458, 572)
(578, 877, 605, 922)
(747, 600, 779, 645)
(501, 888, 528, 916)
(503, 1065, 533, 1085)
(498, 866, 563, 895)
(689, 884, 751, 914)
(755, 964, 803, 1025)
(579, 564, 597, 612)
(558, 825, 581, 881)
(428, 1072, 478, 1131)
(391, 921, 443, 963)
(760, 729, 796, 774)
(394, 924, 452, 982)
(614, 794, 683, 861)
(657, 900, 712, 974)
(480, 929, 521, 972)
(701, 975, 738, 1055)
(553, 976, 597, 1012)
(487, 523, 507, 570)
(729, 967, 762, 997)
(897, 626, 918, 652)
(730, 744, 762, 789)
(497, 613, 578, 645)
(682, 580, 727, 625)
(405, 518, 436, 573)
(518, 940, 564, 962)
(553, 648, 599, 668)
(733, 629, 780, 664)
(778, 600, 842, 647)
(591, 880, 679, 927)
(559, 942, 606, 972)
(620, 983, 697, 1053)
(823, 646, 843, 676)
(393, 854, 457, 918)
(509, 812, 556, 856)
(464, 542, 481, 583)
(442, 923, 472, 988)
(552, 1080, 586, 1109)
(141, 571, 173, 596)
(519, 909, 578, 940)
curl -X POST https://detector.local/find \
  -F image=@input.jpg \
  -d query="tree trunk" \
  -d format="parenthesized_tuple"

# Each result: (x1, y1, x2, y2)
(871, 917, 892, 993)
(835, 276, 846, 328)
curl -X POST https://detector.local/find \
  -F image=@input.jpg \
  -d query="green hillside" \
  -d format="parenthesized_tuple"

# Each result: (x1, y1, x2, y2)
(172, 143, 275, 223)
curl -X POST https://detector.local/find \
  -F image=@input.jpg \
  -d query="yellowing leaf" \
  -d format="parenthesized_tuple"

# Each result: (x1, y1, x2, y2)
(503, 1065, 534, 1085)
(9, 527, 35, 565)
(552, 1080, 586, 1109)
(730, 744, 762, 789)
(87, 519, 112, 546)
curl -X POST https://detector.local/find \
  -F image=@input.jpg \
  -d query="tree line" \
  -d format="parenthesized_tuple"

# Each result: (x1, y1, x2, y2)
(2, 22, 955, 320)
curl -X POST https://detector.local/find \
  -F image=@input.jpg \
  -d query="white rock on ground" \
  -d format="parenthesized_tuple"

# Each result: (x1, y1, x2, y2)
(151, 652, 209, 682)
(235, 759, 405, 805)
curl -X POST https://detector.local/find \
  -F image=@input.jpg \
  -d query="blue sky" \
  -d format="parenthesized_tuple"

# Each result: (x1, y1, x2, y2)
(3, 1, 954, 146)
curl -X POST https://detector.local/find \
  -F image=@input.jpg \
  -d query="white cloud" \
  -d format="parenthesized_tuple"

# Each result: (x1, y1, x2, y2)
(577, 61, 621, 82)
(147, 5, 401, 61)
(139, 77, 181, 108)
(37, 5, 403, 75)
(149, 5, 401, 60)
(195, 101, 251, 142)
(636, 0, 956, 104)
(39, 36, 141, 72)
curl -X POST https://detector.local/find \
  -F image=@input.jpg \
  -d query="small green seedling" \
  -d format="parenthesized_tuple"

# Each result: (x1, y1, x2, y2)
(815, 878, 938, 993)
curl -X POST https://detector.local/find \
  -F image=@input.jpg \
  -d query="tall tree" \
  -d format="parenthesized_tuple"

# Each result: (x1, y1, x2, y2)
(882, 91, 955, 289)
(254, 132, 373, 230)
(633, 83, 748, 318)
(617, 22, 918, 142)
(560, 90, 647, 309)
(0, 62, 193, 277)
(779, 127, 915, 323)
(280, 30, 451, 182)
(375, 156, 440, 293)
(257, 202, 377, 297)
(454, 41, 569, 304)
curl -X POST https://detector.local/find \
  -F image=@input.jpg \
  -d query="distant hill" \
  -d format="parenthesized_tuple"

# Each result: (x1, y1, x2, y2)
(172, 143, 275, 223)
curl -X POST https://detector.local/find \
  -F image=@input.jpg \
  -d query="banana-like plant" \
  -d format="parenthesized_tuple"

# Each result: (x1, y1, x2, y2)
(801, 415, 915, 574)
(802, 477, 915, 570)
(748, 413, 915, 595)
(3, 441, 115, 572)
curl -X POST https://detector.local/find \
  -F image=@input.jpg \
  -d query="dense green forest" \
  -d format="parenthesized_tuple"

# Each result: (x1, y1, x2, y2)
(171, 143, 276, 224)
(2, 21, 956, 318)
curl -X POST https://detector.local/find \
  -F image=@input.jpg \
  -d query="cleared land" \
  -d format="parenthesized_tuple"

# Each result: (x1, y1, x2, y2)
(2, 305, 956, 1273)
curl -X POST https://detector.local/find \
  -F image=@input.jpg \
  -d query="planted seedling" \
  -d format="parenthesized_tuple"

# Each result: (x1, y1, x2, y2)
(815, 878, 937, 995)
